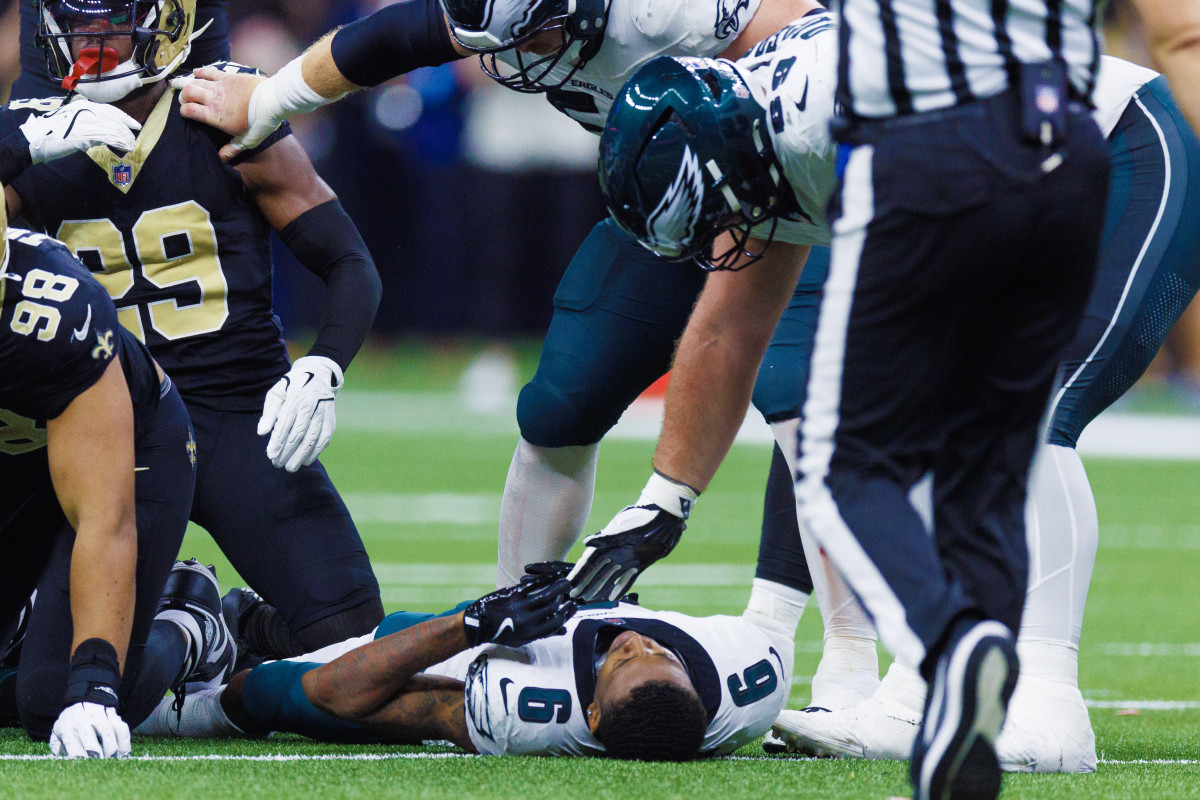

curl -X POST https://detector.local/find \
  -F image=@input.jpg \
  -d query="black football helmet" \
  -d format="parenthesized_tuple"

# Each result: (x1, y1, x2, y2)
(440, 0, 609, 93)
(37, 0, 196, 95)
(598, 56, 789, 271)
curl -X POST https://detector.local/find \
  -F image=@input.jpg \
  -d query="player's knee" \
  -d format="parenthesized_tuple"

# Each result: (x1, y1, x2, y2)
(15, 666, 59, 742)
(516, 379, 612, 448)
(294, 597, 385, 653)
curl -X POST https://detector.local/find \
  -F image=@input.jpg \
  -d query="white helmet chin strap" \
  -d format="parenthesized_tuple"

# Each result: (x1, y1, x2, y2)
(72, 18, 210, 103)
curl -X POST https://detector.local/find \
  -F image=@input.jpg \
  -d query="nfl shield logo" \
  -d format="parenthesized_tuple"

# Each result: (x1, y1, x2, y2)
(1035, 85, 1060, 115)
(113, 163, 132, 186)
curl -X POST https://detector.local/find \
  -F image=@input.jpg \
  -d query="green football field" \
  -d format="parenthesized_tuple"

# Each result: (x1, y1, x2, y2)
(4, 342, 1199, 799)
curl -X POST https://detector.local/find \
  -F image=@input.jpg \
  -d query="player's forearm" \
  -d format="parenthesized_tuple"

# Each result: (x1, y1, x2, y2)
(46, 360, 138, 667)
(67, 519, 137, 666)
(327, 0, 467, 89)
(303, 613, 471, 720)
(278, 198, 381, 370)
(653, 244, 807, 491)
(653, 316, 771, 491)
(299, 34, 359, 100)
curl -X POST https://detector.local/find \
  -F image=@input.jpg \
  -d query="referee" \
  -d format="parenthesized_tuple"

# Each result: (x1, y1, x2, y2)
(791, 1, 1111, 799)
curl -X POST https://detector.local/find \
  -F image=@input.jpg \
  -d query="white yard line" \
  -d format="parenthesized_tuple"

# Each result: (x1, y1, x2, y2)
(338, 392, 1200, 460)
(1085, 700, 1200, 710)
(1097, 643, 1200, 656)
(2, 752, 1197, 764)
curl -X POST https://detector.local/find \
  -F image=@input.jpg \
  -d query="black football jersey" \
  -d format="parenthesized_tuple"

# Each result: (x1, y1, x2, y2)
(0, 227, 160, 462)
(1, 75, 293, 412)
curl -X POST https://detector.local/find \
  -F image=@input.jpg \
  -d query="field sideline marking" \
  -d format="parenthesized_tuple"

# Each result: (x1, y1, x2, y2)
(2, 753, 1198, 765)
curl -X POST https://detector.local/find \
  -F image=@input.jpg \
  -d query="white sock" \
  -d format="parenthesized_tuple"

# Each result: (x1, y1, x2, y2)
(772, 419, 880, 710)
(1015, 640, 1080, 686)
(744, 578, 809, 683)
(874, 659, 927, 714)
(1019, 443, 1097, 682)
(133, 687, 248, 738)
(497, 437, 600, 587)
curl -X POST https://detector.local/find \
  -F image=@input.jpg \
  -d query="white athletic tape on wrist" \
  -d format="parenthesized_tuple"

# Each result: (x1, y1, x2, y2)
(248, 56, 342, 133)
(638, 472, 698, 519)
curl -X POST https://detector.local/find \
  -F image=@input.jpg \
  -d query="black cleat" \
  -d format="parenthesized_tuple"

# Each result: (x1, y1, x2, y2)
(911, 621, 1019, 800)
(158, 559, 237, 690)
(221, 587, 269, 672)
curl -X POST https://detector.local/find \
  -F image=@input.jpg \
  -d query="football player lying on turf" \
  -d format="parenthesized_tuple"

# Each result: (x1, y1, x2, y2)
(137, 566, 790, 761)
(174, 0, 844, 712)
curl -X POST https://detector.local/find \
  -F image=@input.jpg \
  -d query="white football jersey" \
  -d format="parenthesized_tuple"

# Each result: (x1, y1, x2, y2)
(424, 603, 789, 757)
(737, 10, 840, 247)
(1091, 56, 1159, 139)
(498, 0, 763, 132)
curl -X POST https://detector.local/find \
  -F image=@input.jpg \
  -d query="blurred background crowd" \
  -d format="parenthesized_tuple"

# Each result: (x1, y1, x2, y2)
(0, 0, 1196, 398)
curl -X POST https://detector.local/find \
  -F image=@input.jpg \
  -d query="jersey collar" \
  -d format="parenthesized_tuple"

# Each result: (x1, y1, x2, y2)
(85, 88, 175, 194)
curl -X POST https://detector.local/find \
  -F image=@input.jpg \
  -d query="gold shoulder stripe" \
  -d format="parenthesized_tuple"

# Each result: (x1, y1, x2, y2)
(86, 89, 177, 194)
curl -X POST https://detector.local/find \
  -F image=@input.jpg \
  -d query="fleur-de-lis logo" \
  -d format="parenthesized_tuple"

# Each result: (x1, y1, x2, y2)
(91, 329, 115, 360)
(185, 430, 197, 469)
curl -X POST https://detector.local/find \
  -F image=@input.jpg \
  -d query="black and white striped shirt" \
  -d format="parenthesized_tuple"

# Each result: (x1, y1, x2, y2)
(835, 0, 1103, 118)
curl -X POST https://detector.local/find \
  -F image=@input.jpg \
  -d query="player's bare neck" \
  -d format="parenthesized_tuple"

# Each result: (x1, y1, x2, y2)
(716, 0, 824, 60)
(115, 81, 168, 125)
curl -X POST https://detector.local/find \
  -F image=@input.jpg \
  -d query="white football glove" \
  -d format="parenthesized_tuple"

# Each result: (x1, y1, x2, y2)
(258, 355, 343, 472)
(50, 702, 131, 759)
(20, 98, 141, 163)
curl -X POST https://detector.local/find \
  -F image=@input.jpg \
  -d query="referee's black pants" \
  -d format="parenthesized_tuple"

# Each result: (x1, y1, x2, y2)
(795, 89, 1111, 679)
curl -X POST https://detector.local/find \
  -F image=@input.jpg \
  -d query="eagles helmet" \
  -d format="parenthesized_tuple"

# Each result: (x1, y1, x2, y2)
(440, 0, 609, 92)
(599, 56, 788, 271)
(37, 0, 199, 101)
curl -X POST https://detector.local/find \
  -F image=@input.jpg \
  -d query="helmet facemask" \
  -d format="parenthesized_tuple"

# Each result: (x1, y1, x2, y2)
(443, 0, 609, 93)
(37, 0, 198, 102)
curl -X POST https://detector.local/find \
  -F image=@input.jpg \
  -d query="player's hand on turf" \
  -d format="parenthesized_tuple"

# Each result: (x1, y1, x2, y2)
(258, 355, 343, 472)
(177, 66, 265, 160)
(19, 98, 141, 163)
(50, 702, 130, 759)
(463, 568, 577, 648)
(568, 472, 697, 602)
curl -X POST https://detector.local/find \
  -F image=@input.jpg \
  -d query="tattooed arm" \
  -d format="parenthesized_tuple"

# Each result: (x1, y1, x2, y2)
(301, 613, 476, 749)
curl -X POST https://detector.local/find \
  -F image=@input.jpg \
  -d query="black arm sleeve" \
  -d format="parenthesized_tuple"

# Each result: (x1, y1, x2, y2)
(277, 199, 382, 371)
(329, 0, 461, 88)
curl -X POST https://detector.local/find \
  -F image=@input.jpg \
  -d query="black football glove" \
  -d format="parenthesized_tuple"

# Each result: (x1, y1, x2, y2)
(567, 472, 698, 603)
(462, 570, 577, 648)
(519, 561, 573, 585)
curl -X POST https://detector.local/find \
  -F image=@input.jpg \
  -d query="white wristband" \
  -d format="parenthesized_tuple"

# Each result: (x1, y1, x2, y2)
(250, 55, 341, 125)
(637, 472, 699, 519)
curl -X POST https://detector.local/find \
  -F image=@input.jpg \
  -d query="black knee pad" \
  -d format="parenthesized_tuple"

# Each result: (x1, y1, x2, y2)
(516, 378, 612, 448)
(294, 597, 385, 652)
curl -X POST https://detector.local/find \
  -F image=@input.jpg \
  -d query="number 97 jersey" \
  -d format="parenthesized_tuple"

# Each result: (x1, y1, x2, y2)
(429, 603, 789, 757)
